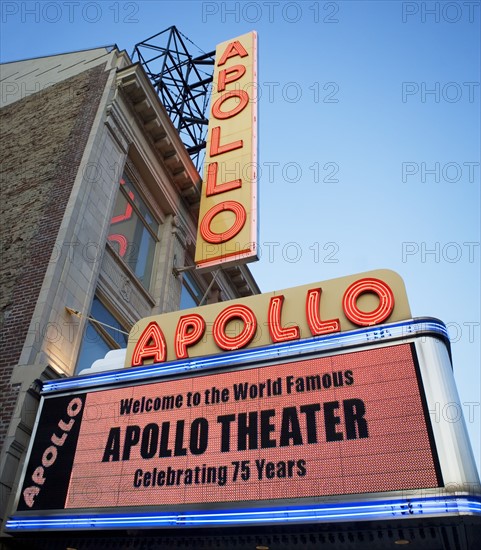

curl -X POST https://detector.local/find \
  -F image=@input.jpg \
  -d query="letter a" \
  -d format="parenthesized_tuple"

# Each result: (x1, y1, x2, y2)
(218, 40, 248, 66)
(131, 321, 167, 366)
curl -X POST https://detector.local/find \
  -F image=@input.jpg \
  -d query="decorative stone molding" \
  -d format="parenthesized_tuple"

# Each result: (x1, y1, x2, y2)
(98, 245, 155, 324)
(105, 101, 131, 155)
(172, 215, 191, 249)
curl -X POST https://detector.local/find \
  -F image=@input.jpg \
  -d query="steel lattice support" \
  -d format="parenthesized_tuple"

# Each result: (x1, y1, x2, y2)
(131, 26, 215, 170)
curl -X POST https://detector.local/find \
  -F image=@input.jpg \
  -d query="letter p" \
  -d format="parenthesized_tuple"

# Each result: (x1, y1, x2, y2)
(402, 2, 419, 23)
(1, 2, 19, 22)
(1, 82, 18, 103)
(402, 242, 419, 263)
(175, 314, 206, 359)
(202, 2, 219, 22)
(402, 162, 419, 183)
(402, 82, 419, 103)
(218, 64, 246, 92)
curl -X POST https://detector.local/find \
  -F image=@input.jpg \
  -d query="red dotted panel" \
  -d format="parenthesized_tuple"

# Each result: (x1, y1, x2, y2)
(65, 343, 440, 509)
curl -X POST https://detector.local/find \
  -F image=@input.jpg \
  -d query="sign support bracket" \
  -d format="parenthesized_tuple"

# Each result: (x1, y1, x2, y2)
(199, 268, 221, 306)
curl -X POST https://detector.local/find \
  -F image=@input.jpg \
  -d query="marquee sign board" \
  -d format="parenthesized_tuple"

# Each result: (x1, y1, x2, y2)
(8, 318, 481, 531)
(124, 269, 411, 367)
(195, 31, 258, 269)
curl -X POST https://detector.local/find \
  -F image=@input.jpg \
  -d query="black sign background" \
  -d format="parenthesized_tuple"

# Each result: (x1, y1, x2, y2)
(17, 393, 86, 511)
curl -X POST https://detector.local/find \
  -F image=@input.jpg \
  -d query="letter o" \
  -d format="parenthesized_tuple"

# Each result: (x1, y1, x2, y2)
(442, 2, 462, 22)
(212, 90, 250, 119)
(442, 242, 462, 263)
(42, 446, 58, 468)
(442, 82, 462, 103)
(67, 397, 83, 417)
(242, 2, 263, 23)
(443, 402, 463, 423)
(200, 201, 246, 244)
(442, 162, 461, 183)
(342, 278, 395, 326)
(189, 418, 209, 455)
(283, 2, 302, 22)
(322, 373, 332, 388)
(82, 2, 102, 23)
(141, 424, 159, 459)
(43, 3, 62, 23)
(213, 305, 257, 350)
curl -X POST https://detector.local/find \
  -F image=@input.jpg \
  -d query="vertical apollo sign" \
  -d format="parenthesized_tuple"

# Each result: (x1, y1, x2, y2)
(195, 32, 258, 269)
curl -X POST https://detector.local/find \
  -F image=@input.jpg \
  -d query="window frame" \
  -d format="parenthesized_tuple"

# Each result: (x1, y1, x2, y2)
(108, 169, 161, 293)
(180, 270, 205, 310)
(75, 294, 130, 374)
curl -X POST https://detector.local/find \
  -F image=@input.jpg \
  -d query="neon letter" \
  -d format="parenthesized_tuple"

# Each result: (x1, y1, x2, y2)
(205, 162, 242, 196)
(213, 305, 257, 350)
(268, 295, 300, 342)
(175, 314, 206, 359)
(218, 64, 246, 92)
(218, 40, 249, 66)
(199, 200, 246, 244)
(131, 321, 167, 366)
(342, 278, 395, 326)
(212, 90, 249, 120)
(306, 288, 340, 336)
(209, 126, 243, 157)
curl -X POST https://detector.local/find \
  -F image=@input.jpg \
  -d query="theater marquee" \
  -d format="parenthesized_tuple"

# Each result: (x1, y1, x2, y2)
(18, 342, 441, 513)
(8, 270, 481, 531)
(125, 269, 411, 367)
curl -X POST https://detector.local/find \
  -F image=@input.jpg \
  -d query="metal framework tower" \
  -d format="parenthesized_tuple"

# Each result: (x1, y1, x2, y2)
(131, 27, 215, 171)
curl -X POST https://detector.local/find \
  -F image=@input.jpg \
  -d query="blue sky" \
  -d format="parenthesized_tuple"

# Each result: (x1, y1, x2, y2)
(1, 1, 480, 474)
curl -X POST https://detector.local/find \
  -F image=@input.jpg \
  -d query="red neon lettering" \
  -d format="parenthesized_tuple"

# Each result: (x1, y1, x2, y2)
(212, 90, 249, 120)
(342, 278, 395, 327)
(205, 162, 242, 197)
(110, 191, 134, 224)
(175, 314, 206, 359)
(199, 200, 246, 244)
(131, 321, 167, 366)
(218, 40, 249, 66)
(210, 126, 243, 157)
(107, 234, 128, 257)
(267, 295, 300, 343)
(109, 180, 134, 257)
(306, 288, 341, 336)
(218, 64, 246, 92)
(213, 305, 257, 350)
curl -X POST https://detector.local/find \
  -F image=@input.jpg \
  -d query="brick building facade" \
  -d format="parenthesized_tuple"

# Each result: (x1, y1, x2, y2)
(0, 47, 259, 536)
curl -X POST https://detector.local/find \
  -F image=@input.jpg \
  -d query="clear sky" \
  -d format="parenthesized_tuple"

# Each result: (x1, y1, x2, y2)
(1, 1, 480, 474)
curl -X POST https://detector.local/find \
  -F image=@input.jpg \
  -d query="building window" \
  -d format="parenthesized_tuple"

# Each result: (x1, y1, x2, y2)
(76, 296, 129, 373)
(180, 272, 204, 309)
(108, 173, 159, 291)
